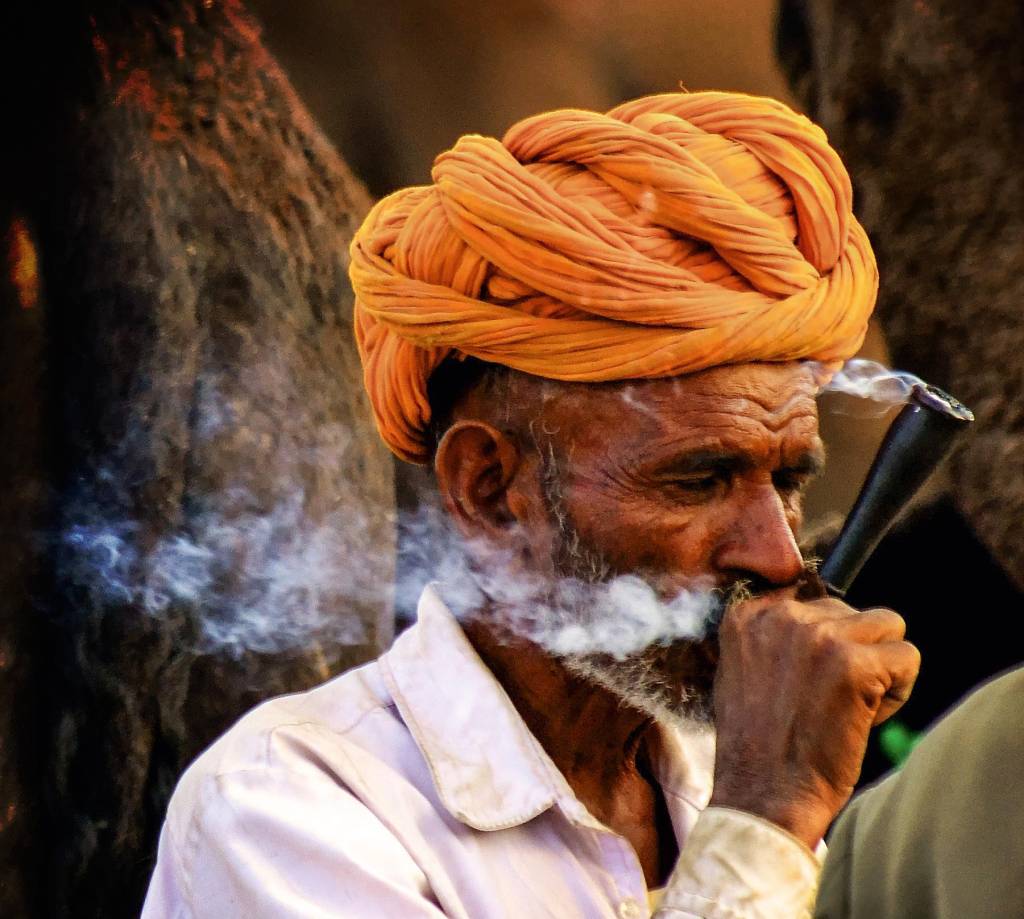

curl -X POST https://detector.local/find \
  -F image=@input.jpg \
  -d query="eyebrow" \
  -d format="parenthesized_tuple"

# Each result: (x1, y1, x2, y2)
(787, 448, 827, 476)
(653, 445, 826, 477)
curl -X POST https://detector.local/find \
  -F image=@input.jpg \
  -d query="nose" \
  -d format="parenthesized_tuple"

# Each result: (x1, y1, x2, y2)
(712, 484, 804, 588)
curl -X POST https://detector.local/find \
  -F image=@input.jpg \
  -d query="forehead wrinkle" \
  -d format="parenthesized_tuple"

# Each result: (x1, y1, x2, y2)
(553, 395, 819, 473)
(637, 383, 816, 418)
(631, 398, 818, 445)
(518, 366, 819, 461)
(634, 407, 822, 468)
(705, 375, 817, 409)
(626, 365, 814, 403)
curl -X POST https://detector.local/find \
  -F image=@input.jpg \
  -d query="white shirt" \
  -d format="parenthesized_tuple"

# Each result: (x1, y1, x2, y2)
(142, 585, 821, 918)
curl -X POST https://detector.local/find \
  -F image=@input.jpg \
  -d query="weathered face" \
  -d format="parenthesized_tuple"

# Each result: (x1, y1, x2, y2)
(538, 362, 823, 595)
(435, 360, 824, 722)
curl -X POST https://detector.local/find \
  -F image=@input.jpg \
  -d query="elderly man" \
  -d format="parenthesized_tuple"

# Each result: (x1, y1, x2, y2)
(143, 91, 919, 918)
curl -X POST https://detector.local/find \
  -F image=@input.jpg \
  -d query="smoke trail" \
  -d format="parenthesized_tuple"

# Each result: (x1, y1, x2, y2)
(817, 358, 924, 412)
(61, 487, 393, 657)
(395, 501, 719, 661)
(62, 487, 717, 662)
(58, 346, 396, 658)
(67, 354, 924, 662)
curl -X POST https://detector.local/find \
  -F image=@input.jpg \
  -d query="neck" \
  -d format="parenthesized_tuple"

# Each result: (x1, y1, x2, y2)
(461, 612, 656, 812)
(461, 601, 680, 887)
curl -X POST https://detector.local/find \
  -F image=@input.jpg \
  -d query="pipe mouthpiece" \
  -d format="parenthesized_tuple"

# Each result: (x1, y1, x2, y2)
(912, 383, 974, 423)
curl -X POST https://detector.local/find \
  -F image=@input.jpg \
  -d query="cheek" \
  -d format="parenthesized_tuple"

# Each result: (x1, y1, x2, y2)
(611, 507, 725, 575)
(569, 488, 702, 569)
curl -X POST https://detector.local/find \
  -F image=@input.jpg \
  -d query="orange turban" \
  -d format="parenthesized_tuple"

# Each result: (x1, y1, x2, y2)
(349, 91, 877, 464)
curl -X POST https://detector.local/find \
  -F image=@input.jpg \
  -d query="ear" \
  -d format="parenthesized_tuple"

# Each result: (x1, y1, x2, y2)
(434, 420, 522, 541)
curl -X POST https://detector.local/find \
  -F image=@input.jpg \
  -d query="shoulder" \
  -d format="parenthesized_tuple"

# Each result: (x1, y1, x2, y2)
(163, 657, 408, 841)
(148, 658, 439, 915)
(816, 666, 1024, 919)
(862, 664, 1024, 812)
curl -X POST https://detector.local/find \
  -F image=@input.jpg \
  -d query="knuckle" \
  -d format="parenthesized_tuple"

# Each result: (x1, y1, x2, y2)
(898, 640, 922, 672)
(862, 675, 889, 708)
(830, 644, 862, 682)
(734, 598, 785, 630)
(809, 596, 854, 618)
(819, 636, 874, 687)
(811, 630, 851, 678)
(873, 607, 906, 628)
(902, 637, 921, 659)
(807, 615, 842, 650)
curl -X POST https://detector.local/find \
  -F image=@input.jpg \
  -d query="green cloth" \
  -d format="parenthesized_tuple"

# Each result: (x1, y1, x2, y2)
(815, 665, 1024, 919)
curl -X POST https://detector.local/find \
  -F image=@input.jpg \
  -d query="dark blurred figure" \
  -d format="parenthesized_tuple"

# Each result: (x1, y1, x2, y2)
(843, 497, 1023, 784)
(815, 665, 1024, 919)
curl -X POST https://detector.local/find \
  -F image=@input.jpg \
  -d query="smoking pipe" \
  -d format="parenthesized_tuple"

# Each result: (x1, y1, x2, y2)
(819, 383, 975, 598)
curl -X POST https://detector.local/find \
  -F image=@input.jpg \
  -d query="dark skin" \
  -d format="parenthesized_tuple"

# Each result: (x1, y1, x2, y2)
(434, 362, 920, 886)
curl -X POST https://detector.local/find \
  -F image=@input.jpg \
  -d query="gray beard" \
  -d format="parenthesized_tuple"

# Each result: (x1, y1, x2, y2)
(537, 444, 723, 729)
(560, 647, 715, 731)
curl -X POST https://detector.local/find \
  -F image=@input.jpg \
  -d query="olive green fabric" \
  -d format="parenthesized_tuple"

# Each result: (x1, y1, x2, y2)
(815, 666, 1024, 919)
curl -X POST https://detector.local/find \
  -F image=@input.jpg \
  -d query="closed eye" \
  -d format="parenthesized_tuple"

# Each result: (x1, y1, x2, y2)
(673, 474, 722, 492)
(665, 467, 736, 501)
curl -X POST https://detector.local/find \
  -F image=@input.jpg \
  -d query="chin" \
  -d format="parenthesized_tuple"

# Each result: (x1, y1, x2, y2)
(562, 639, 717, 729)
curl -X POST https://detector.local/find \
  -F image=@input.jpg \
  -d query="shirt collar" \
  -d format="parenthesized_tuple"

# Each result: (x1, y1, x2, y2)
(379, 584, 715, 834)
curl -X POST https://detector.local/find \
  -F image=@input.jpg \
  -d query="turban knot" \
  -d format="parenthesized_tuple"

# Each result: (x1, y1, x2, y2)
(349, 91, 878, 463)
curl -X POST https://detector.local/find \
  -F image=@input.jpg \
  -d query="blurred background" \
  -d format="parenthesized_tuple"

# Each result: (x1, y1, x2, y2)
(2, 0, 1022, 915)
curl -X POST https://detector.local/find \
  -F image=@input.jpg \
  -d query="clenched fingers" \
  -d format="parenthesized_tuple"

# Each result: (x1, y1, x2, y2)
(871, 639, 922, 725)
(727, 595, 906, 645)
(828, 606, 907, 644)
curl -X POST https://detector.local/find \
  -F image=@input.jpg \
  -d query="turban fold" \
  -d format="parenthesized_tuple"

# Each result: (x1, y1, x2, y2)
(349, 91, 878, 464)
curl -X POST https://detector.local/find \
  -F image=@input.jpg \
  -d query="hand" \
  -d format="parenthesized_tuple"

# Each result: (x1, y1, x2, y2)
(707, 592, 920, 848)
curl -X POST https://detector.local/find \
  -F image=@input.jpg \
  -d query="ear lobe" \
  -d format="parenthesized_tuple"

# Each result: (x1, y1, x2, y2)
(434, 421, 521, 537)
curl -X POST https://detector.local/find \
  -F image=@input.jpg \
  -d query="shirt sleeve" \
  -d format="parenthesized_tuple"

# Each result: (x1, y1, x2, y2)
(654, 806, 823, 919)
(141, 766, 449, 919)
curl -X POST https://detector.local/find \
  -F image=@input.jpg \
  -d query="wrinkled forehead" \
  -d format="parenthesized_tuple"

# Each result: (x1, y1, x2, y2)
(537, 362, 822, 461)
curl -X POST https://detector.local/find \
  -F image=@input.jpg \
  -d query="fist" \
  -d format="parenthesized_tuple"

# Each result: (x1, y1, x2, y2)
(708, 594, 920, 848)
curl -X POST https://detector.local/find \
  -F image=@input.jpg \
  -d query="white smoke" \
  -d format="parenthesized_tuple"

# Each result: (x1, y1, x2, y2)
(62, 488, 392, 657)
(529, 576, 716, 658)
(63, 493, 717, 661)
(62, 356, 922, 662)
(817, 358, 924, 412)
(397, 505, 719, 661)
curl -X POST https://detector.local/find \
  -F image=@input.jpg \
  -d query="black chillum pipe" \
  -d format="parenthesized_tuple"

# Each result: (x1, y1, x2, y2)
(819, 383, 975, 598)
